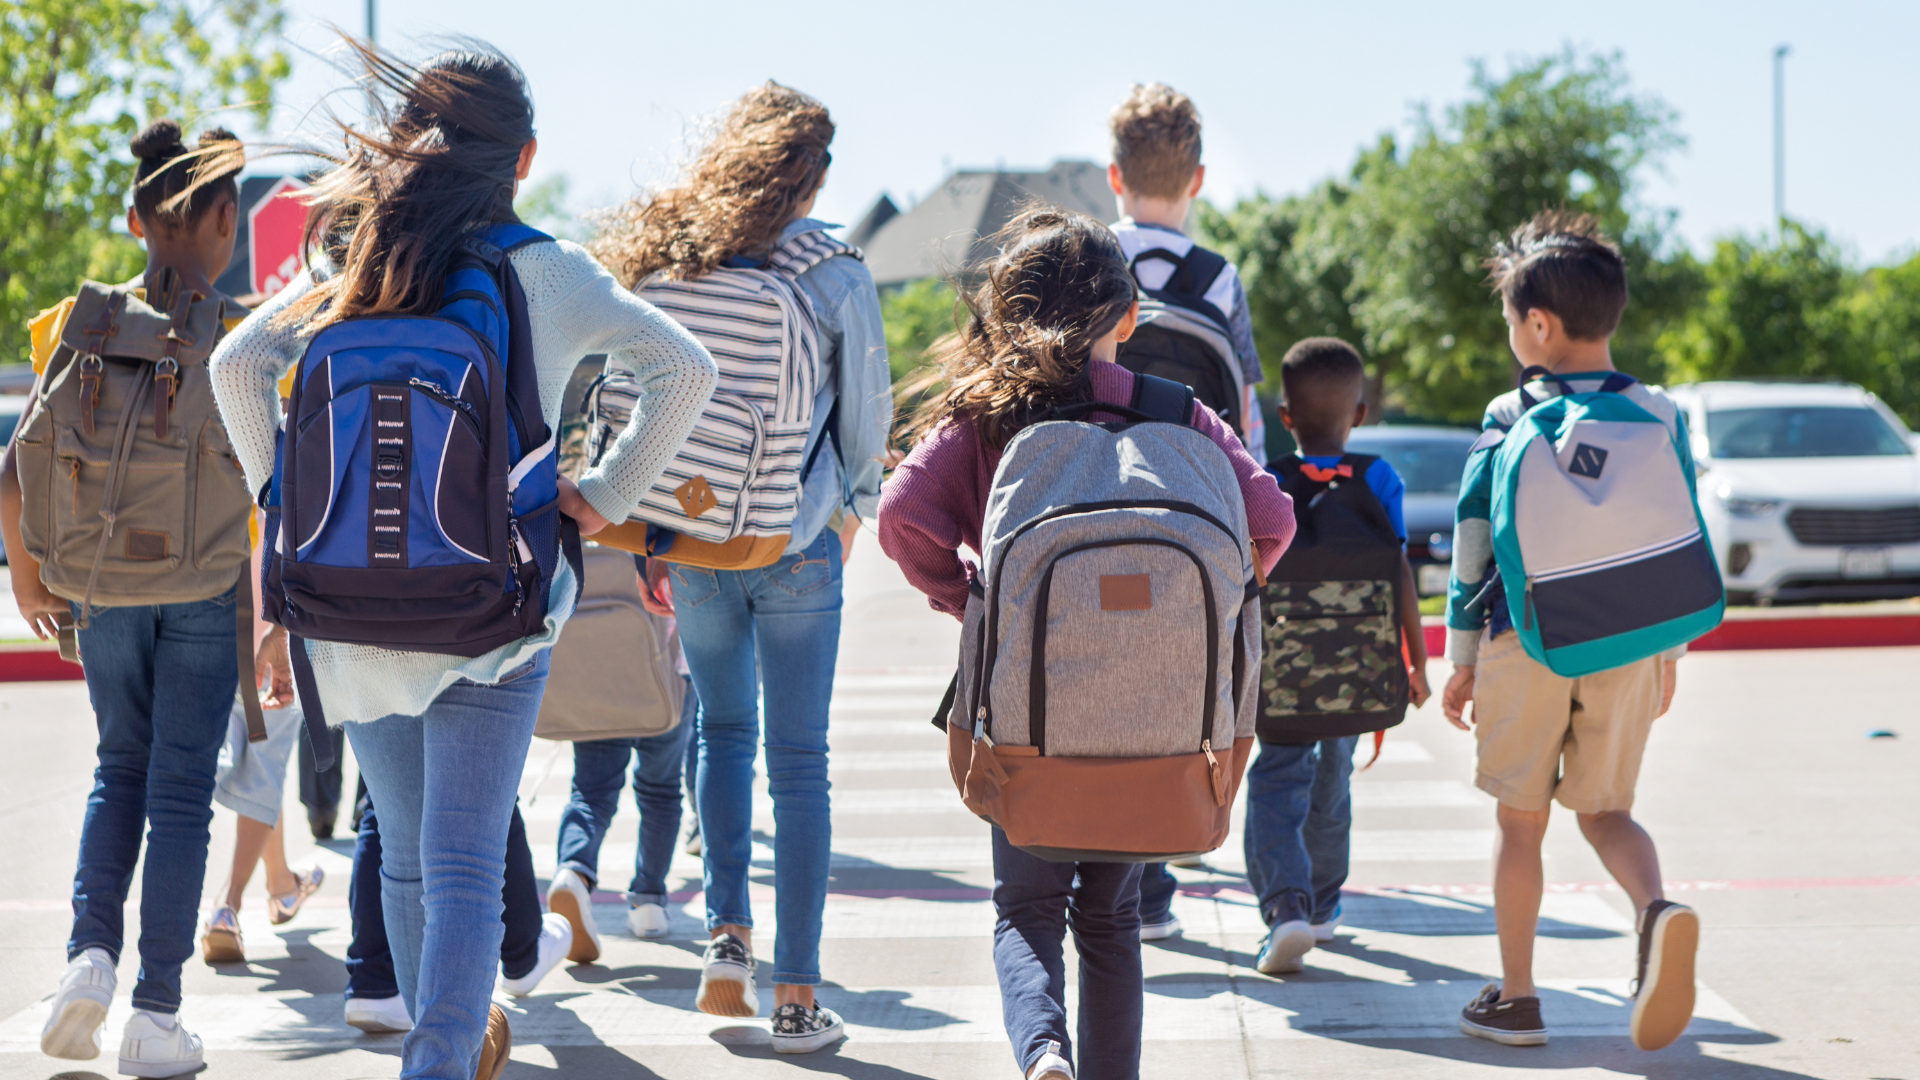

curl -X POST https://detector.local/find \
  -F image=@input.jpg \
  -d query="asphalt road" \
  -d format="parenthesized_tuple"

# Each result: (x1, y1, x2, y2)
(0, 533, 1913, 1079)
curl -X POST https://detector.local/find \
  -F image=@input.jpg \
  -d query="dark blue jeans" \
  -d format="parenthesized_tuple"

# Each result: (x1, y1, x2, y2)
(1243, 736, 1359, 926)
(992, 829, 1143, 1080)
(1137, 863, 1178, 926)
(346, 799, 544, 997)
(556, 678, 695, 904)
(67, 590, 239, 1013)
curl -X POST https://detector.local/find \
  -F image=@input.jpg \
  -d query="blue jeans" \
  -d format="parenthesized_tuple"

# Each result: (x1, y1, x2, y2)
(672, 529, 841, 986)
(992, 829, 1143, 1080)
(556, 678, 696, 905)
(344, 652, 547, 1080)
(1243, 736, 1358, 927)
(346, 800, 544, 998)
(1137, 863, 1178, 926)
(67, 590, 239, 1014)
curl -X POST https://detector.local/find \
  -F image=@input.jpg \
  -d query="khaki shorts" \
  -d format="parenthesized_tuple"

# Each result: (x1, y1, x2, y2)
(1470, 630, 1664, 813)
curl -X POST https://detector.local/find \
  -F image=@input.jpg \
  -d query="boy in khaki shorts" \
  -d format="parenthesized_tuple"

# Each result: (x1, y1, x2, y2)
(1440, 211, 1700, 1052)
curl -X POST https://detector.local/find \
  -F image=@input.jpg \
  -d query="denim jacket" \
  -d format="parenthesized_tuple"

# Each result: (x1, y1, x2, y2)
(730, 218, 892, 553)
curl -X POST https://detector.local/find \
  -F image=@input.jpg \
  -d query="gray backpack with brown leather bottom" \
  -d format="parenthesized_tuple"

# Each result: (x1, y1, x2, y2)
(940, 374, 1261, 862)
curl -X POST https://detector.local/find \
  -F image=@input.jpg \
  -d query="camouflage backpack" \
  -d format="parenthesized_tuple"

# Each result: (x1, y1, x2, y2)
(1256, 452, 1408, 743)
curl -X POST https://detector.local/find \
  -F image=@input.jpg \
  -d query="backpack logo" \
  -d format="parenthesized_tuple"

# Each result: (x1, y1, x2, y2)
(675, 476, 719, 519)
(1568, 443, 1609, 479)
(1099, 574, 1152, 611)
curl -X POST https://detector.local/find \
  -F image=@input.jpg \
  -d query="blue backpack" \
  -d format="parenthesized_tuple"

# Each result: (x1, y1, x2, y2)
(1486, 367, 1723, 676)
(261, 223, 579, 761)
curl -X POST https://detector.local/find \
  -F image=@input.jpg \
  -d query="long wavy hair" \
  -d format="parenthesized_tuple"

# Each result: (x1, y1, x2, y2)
(904, 206, 1139, 450)
(590, 82, 832, 287)
(272, 37, 534, 332)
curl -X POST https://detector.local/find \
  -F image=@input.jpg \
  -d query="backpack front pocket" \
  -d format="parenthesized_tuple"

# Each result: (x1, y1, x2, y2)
(1260, 579, 1404, 717)
(52, 424, 188, 574)
(637, 391, 764, 542)
(192, 418, 253, 572)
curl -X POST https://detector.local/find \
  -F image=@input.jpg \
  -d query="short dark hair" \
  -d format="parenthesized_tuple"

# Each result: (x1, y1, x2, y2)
(1280, 337, 1366, 445)
(130, 119, 242, 233)
(1484, 210, 1628, 340)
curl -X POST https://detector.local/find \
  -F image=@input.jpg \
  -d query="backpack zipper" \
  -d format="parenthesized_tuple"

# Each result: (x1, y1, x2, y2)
(1523, 577, 1535, 632)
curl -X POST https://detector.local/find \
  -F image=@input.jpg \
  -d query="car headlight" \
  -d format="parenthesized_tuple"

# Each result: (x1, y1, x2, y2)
(1427, 532, 1453, 559)
(1715, 485, 1780, 518)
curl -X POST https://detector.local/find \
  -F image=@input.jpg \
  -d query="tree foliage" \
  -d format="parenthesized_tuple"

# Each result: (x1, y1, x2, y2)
(0, 0, 289, 362)
(880, 278, 959, 387)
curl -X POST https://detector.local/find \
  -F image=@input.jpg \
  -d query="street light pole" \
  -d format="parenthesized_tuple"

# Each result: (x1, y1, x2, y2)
(366, 0, 376, 43)
(1773, 44, 1790, 230)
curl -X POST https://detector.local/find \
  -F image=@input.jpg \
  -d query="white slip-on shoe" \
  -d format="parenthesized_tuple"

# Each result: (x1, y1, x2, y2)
(117, 1008, 204, 1078)
(1255, 920, 1316, 975)
(1027, 1039, 1074, 1078)
(627, 902, 671, 939)
(343, 994, 413, 1033)
(40, 946, 116, 1060)
(1138, 914, 1182, 941)
(501, 912, 575, 998)
(694, 933, 758, 1017)
(545, 867, 601, 964)
(770, 1002, 846, 1054)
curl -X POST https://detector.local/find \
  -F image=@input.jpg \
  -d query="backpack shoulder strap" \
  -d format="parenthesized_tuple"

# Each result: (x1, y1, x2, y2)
(1129, 245, 1232, 322)
(767, 229, 860, 279)
(471, 222, 554, 262)
(1339, 452, 1380, 472)
(1128, 372, 1196, 426)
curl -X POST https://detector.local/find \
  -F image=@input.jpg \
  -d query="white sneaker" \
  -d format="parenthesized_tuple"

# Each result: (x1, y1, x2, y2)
(627, 902, 671, 939)
(545, 867, 601, 964)
(1139, 914, 1182, 941)
(501, 912, 575, 998)
(1255, 920, 1315, 975)
(1310, 913, 1342, 943)
(40, 946, 115, 1060)
(117, 1009, 203, 1078)
(344, 994, 413, 1033)
(1027, 1039, 1074, 1079)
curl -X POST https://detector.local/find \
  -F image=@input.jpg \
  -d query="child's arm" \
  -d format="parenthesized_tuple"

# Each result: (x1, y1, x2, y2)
(0, 441, 65, 640)
(1400, 552, 1430, 707)
(876, 424, 985, 620)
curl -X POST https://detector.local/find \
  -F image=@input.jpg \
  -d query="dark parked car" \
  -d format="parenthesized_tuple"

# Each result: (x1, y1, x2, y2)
(1341, 424, 1477, 596)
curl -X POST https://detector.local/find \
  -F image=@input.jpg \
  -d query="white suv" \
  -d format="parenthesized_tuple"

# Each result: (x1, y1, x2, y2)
(1669, 380, 1920, 604)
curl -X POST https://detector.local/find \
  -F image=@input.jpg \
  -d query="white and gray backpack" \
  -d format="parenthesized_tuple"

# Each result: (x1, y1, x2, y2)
(587, 229, 856, 569)
(940, 374, 1262, 862)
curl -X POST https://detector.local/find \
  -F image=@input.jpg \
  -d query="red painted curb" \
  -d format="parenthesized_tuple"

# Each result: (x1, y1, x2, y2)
(0, 645, 83, 682)
(1419, 606, 1920, 659)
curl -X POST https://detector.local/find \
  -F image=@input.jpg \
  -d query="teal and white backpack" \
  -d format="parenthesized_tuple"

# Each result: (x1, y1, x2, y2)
(1483, 366, 1724, 676)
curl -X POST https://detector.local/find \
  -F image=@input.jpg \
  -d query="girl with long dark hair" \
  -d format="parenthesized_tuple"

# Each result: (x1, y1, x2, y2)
(210, 40, 716, 1080)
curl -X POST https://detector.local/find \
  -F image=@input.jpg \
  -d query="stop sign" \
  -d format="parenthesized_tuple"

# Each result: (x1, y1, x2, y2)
(248, 176, 310, 297)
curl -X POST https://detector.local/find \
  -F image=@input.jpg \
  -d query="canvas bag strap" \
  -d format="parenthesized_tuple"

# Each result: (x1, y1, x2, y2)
(290, 633, 333, 771)
(236, 566, 266, 743)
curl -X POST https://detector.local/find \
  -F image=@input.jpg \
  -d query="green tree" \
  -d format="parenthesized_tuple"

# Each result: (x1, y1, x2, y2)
(1846, 250, 1920, 425)
(1658, 224, 1858, 387)
(1203, 50, 1686, 422)
(0, 0, 289, 363)
(514, 174, 592, 244)
(880, 278, 959, 387)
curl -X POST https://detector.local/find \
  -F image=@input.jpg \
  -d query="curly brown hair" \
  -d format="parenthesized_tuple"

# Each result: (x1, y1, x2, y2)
(1110, 83, 1202, 200)
(590, 82, 833, 287)
(902, 205, 1139, 450)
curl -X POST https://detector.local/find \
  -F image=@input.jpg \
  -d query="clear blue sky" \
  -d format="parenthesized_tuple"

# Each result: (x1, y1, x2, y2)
(252, 0, 1919, 262)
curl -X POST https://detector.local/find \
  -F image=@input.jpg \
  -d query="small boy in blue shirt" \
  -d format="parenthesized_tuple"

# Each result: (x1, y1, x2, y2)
(1244, 337, 1430, 975)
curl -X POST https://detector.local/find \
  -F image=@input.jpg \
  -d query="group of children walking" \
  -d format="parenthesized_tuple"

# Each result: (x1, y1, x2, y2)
(11, 41, 1705, 1080)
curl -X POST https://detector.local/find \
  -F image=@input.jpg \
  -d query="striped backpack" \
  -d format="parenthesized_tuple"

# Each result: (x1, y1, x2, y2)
(1483, 366, 1724, 676)
(586, 229, 855, 569)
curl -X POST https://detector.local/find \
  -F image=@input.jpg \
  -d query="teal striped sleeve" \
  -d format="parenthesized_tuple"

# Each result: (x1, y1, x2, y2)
(1445, 410, 1503, 664)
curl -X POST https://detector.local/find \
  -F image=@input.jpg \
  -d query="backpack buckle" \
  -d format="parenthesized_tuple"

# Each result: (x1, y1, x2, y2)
(376, 454, 403, 479)
(153, 357, 179, 440)
(78, 355, 105, 436)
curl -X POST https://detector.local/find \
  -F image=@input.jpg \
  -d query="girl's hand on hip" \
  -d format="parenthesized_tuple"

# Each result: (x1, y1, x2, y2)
(558, 477, 611, 535)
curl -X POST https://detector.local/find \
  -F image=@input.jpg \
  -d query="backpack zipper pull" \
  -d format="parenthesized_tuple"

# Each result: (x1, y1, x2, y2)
(1203, 739, 1218, 768)
(973, 706, 994, 746)
(1523, 578, 1535, 631)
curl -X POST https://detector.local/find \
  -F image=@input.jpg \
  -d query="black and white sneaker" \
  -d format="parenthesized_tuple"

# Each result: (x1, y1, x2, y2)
(1631, 899, 1699, 1051)
(695, 934, 758, 1017)
(770, 1002, 845, 1054)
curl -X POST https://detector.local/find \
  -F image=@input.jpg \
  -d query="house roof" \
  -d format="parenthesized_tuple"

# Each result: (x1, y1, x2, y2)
(857, 160, 1117, 287)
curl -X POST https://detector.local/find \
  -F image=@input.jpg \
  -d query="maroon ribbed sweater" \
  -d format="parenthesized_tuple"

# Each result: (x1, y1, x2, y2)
(877, 361, 1295, 618)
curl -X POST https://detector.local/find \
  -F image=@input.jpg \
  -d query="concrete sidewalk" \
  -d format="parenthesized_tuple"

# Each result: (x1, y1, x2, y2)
(0, 534, 1913, 1078)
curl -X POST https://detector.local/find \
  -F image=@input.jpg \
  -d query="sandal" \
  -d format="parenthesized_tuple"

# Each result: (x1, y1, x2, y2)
(200, 905, 245, 964)
(268, 866, 325, 925)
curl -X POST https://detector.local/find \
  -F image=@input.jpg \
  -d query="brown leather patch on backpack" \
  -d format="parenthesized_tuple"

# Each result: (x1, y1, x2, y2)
(674, 475, 718, 519)
(125, 530, 170, 561)
(1099, 574, 1152, 611)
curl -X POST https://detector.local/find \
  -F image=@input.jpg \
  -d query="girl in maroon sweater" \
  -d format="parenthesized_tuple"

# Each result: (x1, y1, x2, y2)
(876, 207, 1293, 1080)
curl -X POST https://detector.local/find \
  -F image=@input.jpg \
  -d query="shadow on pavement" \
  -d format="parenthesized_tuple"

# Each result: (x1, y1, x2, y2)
(1335, 1034, 1824, 1080)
